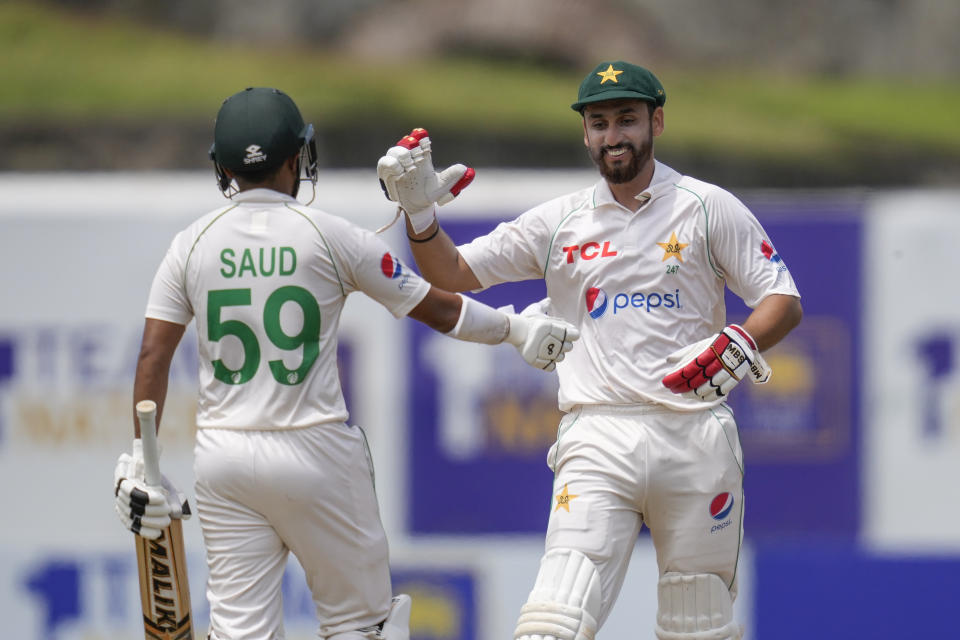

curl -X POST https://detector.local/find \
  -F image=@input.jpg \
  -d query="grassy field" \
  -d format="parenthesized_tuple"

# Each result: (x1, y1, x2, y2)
(3, 2, 960, 173)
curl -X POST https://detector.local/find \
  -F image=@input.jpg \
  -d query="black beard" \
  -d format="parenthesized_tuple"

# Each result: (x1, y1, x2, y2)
(590, 138, 653, 184)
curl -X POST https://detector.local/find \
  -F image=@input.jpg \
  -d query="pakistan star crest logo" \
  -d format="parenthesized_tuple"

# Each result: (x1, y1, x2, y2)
(596, 64, 623, 84)
(554, 484, 579, 512)
(657, 231, 689, 262)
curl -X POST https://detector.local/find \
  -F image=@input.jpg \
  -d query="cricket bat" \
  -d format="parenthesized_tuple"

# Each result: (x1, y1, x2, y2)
(135, 399, 194, 640)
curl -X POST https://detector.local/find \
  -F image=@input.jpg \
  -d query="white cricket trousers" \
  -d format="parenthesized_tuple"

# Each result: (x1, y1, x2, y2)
(194, 423, 392, 640)
(544, 403, 744, 627)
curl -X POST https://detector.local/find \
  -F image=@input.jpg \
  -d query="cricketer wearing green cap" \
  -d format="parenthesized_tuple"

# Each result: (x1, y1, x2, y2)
(568, 60, 669, 189)
(385, 58, 803, 640)
(571, 60, 667, 112)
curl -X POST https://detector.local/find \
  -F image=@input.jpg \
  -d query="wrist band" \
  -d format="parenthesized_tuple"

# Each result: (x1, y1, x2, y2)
(445, 294, 510, 345)
(408, 225, 440, 243)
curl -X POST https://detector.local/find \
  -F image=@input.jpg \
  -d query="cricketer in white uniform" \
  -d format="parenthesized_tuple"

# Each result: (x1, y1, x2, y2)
(378, 62, 802, 640)
(113, 87, 578, 640)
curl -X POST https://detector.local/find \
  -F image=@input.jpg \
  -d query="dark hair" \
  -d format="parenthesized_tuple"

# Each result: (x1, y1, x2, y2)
(233, 158, 289, 188)
(580, 99, 658, 118)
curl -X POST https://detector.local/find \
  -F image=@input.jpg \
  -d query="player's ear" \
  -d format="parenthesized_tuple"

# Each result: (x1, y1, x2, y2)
(582, 118, 589, 147)
(652, 106, 664, 137)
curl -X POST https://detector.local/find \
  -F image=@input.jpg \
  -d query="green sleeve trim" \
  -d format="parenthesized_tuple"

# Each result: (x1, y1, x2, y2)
(286, 203, 345, 297)
(183, 204, 238, 292)
(543, 200, 588, 278)
(674, 184, 723, 279)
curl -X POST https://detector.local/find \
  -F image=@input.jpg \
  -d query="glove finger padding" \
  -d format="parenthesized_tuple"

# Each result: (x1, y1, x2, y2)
(435, 164, 475, 205)
(376, 152, 406, 202)
(661, 324, 771, 402)
(506, 313, 580, 372)
(375, 128, 475, 231)
(114, 477, 171, 539)
(377, 143, 436, 231)
(113, 440, 191, 539)
(114, 442, 191, 518)
(413, 131, 474, 204)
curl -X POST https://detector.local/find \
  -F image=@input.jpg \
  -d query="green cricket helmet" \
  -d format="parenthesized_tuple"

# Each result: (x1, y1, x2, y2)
(209, 87, 318, 196)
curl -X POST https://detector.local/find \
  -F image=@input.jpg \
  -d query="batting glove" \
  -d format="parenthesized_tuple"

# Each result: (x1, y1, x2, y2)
(519, 297, 554, 317)
(505, 312, 579, 372)
(376, 128, 475, 233)
(661, 324, 771, 402)
(114, 439, 191, 539)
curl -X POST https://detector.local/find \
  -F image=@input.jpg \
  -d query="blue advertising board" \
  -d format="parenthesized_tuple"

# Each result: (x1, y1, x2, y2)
(392, 569, 476, 640)
(727, 199, 862, 538)
(407, 221, 552, 533)
(753, 542, 960, 638)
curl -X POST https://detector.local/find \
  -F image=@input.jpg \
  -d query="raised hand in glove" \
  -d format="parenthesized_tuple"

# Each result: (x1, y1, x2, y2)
(505, 312, 580, 372)
(114, 439, 191, 539)
(661, 324, 771, 401)
(376, 128, 475, 233)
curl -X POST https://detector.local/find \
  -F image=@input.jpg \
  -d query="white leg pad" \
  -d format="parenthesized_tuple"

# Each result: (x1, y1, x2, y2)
(514, 549, 602, 640)
(654, 573, 742, 640)
(377, 594, 411, 640)
(330, 594, 411, 640)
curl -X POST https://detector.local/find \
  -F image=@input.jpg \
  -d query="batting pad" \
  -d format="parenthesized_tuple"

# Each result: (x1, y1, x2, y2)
(514, 548, 601, 640)
(654, 572, 741, 640)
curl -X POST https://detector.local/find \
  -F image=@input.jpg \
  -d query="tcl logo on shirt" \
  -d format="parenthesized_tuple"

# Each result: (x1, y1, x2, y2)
(561, 241, 618, 264)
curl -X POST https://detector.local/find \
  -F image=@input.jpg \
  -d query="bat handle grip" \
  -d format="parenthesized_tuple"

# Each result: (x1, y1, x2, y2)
(136, 399, 162, 486)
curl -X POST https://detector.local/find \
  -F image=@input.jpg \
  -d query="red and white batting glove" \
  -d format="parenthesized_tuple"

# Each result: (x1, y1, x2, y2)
(661, 324, 771, 402)
(376, 128, 475, 233)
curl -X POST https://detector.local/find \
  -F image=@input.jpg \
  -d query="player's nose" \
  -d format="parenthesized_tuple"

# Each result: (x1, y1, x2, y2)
(602, 128, 625, 149)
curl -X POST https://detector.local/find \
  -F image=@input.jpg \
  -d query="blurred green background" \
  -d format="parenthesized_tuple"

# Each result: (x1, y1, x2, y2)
(2, 0, 959, 187)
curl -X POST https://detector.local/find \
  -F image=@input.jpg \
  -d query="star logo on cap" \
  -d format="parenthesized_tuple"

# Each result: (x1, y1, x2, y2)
(596, 64, 623, 84)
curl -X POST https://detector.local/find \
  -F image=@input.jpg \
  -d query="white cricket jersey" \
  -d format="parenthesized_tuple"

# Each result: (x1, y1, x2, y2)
(458, 161, 800, 412)
(146, 188, 430, 429)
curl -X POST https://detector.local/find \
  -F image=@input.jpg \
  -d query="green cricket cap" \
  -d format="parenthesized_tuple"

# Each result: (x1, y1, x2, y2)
(210, 87, 309, 173)
(571, 61, 666, 112)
